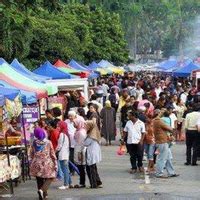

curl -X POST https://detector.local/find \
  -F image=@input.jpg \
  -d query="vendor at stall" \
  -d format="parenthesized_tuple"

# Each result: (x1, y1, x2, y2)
(6, 117, 21, 137)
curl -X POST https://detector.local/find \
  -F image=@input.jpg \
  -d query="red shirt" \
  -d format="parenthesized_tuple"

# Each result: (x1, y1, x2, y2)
(50, 129, 60, 150)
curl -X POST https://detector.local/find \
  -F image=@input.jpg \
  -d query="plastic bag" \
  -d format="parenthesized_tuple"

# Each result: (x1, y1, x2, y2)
(117, 145, 126, 156)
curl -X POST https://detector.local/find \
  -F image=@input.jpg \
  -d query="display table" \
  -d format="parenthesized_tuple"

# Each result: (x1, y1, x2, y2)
(0, 154, 21, 183)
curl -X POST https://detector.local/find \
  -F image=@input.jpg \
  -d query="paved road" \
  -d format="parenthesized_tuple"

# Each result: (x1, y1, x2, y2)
(2, 143, 200, 200)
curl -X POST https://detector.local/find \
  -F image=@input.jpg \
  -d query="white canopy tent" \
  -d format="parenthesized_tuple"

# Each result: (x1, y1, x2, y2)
(46, 78, 89, 101)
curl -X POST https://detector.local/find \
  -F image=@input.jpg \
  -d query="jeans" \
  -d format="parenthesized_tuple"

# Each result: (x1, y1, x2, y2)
(57, 160, 63, 180)
(144, 144, 156, 160)
(186, 130, 198, 164)
(156, 143, 175, 176)
(59, 160, 72, 186)
(127, 143, 143, 169)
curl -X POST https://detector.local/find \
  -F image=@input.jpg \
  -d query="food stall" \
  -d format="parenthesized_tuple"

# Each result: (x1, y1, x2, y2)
(0, 91, 28, 196)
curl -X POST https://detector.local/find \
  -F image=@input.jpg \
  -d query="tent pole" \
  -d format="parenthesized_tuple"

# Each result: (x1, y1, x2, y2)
(46, 97, 49, 110)
(38, 100, 41, 119)
(5, 133, 14, 195)
(21, 111, 31, 180)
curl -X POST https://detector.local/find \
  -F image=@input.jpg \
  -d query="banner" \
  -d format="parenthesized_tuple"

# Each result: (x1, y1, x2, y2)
(22, 106, 39, 142)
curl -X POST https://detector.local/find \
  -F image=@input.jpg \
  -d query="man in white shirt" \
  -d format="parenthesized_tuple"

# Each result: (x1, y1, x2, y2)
(155, 83, 163, 101)
(135, 84, 145, 101)
(180, 88, 189, 104)
(123, 111, 146, 173)
(185, 105, 200, 165)
(101, 80, 109, 105)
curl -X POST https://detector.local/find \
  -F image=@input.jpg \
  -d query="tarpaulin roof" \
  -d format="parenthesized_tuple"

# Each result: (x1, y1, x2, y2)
(0, 63, 48, 99)
(98, 60, 124, 75)
(34, 61, 73, 79)
(69, 59, 89, 71)
(59, 67, 81, 74)
(0, 73, 47, 99)
(0, 80, 37, 104)
(54, 59, 70, 68)
(0, 95, 4, 107)
(158, 59, 178, 70)
(173, 62, 200, 77)
(10, 59, 51, 82)
(88, 72, 100, 79)
(88, 62, 100, 70)
(0, 87, 20, 101)
(98, 60, 115, 68)
(0, 59, 57, 95)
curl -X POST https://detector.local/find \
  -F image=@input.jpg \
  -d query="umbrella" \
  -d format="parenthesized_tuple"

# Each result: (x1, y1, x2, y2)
(69, 161, 80, 175)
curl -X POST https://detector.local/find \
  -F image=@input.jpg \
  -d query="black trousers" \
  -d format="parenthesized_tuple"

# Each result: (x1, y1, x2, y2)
(197, 134, 200, 158)
(77, 165, 85, 186)
(186, 130, 199, 164)
(86, 164, 102, 188)
(36, 177, 53, 199)
(69, 148, 75, 173)
(127, 143, 143, 169)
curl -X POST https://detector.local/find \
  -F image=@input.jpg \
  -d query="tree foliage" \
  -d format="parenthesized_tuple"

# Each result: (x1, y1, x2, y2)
(0, 1, 128, 69)
(86, 0, 200, 59)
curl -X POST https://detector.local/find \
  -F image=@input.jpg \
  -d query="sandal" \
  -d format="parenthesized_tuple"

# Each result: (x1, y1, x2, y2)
(74, 184, 85, 188)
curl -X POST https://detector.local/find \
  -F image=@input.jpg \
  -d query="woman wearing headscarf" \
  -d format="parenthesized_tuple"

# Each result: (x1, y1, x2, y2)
(88, 103, 101, 131)
(65, 111, 77, 174)
(56, 121, 73, 190)
(100, 100, 116, 145)
(84, 119, 102, 188)
(30, 128, 57, 200)
(73, 113, 87, 188)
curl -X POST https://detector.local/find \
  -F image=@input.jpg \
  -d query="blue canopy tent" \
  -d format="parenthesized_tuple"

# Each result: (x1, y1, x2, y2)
(10, 59, 51, 82)
(88, 72, 100, 79)
(0, 87, 20, 101)
(0, 80, 37, 104)
(33, 61, 74, 79)
(173, 62, 200, 77)
(98, 60, 111, 68)
(88, 62, 100, 70)
(69, 59, 90, 71)
(0, 58, 7, 65)
(158, 59, 178, 71)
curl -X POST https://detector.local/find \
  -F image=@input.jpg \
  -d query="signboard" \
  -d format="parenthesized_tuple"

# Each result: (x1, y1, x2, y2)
(22, 106, 39, 142)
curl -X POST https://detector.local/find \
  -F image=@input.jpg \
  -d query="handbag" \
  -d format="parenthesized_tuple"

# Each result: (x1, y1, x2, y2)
(56, 134, 65, 159)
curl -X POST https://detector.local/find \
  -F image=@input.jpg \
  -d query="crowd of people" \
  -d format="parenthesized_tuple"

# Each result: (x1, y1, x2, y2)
(29, 71, 200, 200)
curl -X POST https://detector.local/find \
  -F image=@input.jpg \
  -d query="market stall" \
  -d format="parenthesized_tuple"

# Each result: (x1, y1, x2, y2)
(46, 78, 89, 101)
(0, 94, 22, 196)
(0, 59, 58, 96)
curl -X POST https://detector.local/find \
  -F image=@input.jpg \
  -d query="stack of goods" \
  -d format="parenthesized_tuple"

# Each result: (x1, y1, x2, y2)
(0, 154, 21, 183)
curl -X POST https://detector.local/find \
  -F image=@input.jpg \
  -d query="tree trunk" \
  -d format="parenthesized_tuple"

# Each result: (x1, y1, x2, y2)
(134, 24, 137, 60)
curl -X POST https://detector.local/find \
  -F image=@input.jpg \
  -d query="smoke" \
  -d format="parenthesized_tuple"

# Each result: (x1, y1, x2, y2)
(183, 16, 200, 59)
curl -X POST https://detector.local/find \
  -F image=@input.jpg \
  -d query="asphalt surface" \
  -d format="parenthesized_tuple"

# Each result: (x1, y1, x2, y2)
(1, 142, 200, 200)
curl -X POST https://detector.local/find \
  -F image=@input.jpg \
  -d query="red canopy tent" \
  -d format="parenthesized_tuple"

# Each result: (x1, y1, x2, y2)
(54, 59, 70, 68)
(54, 59, 88, 78)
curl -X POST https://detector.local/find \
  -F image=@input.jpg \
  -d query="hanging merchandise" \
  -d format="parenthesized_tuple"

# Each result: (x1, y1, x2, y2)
(5, 96, 22, 118)
(39, 98, 47, 115)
